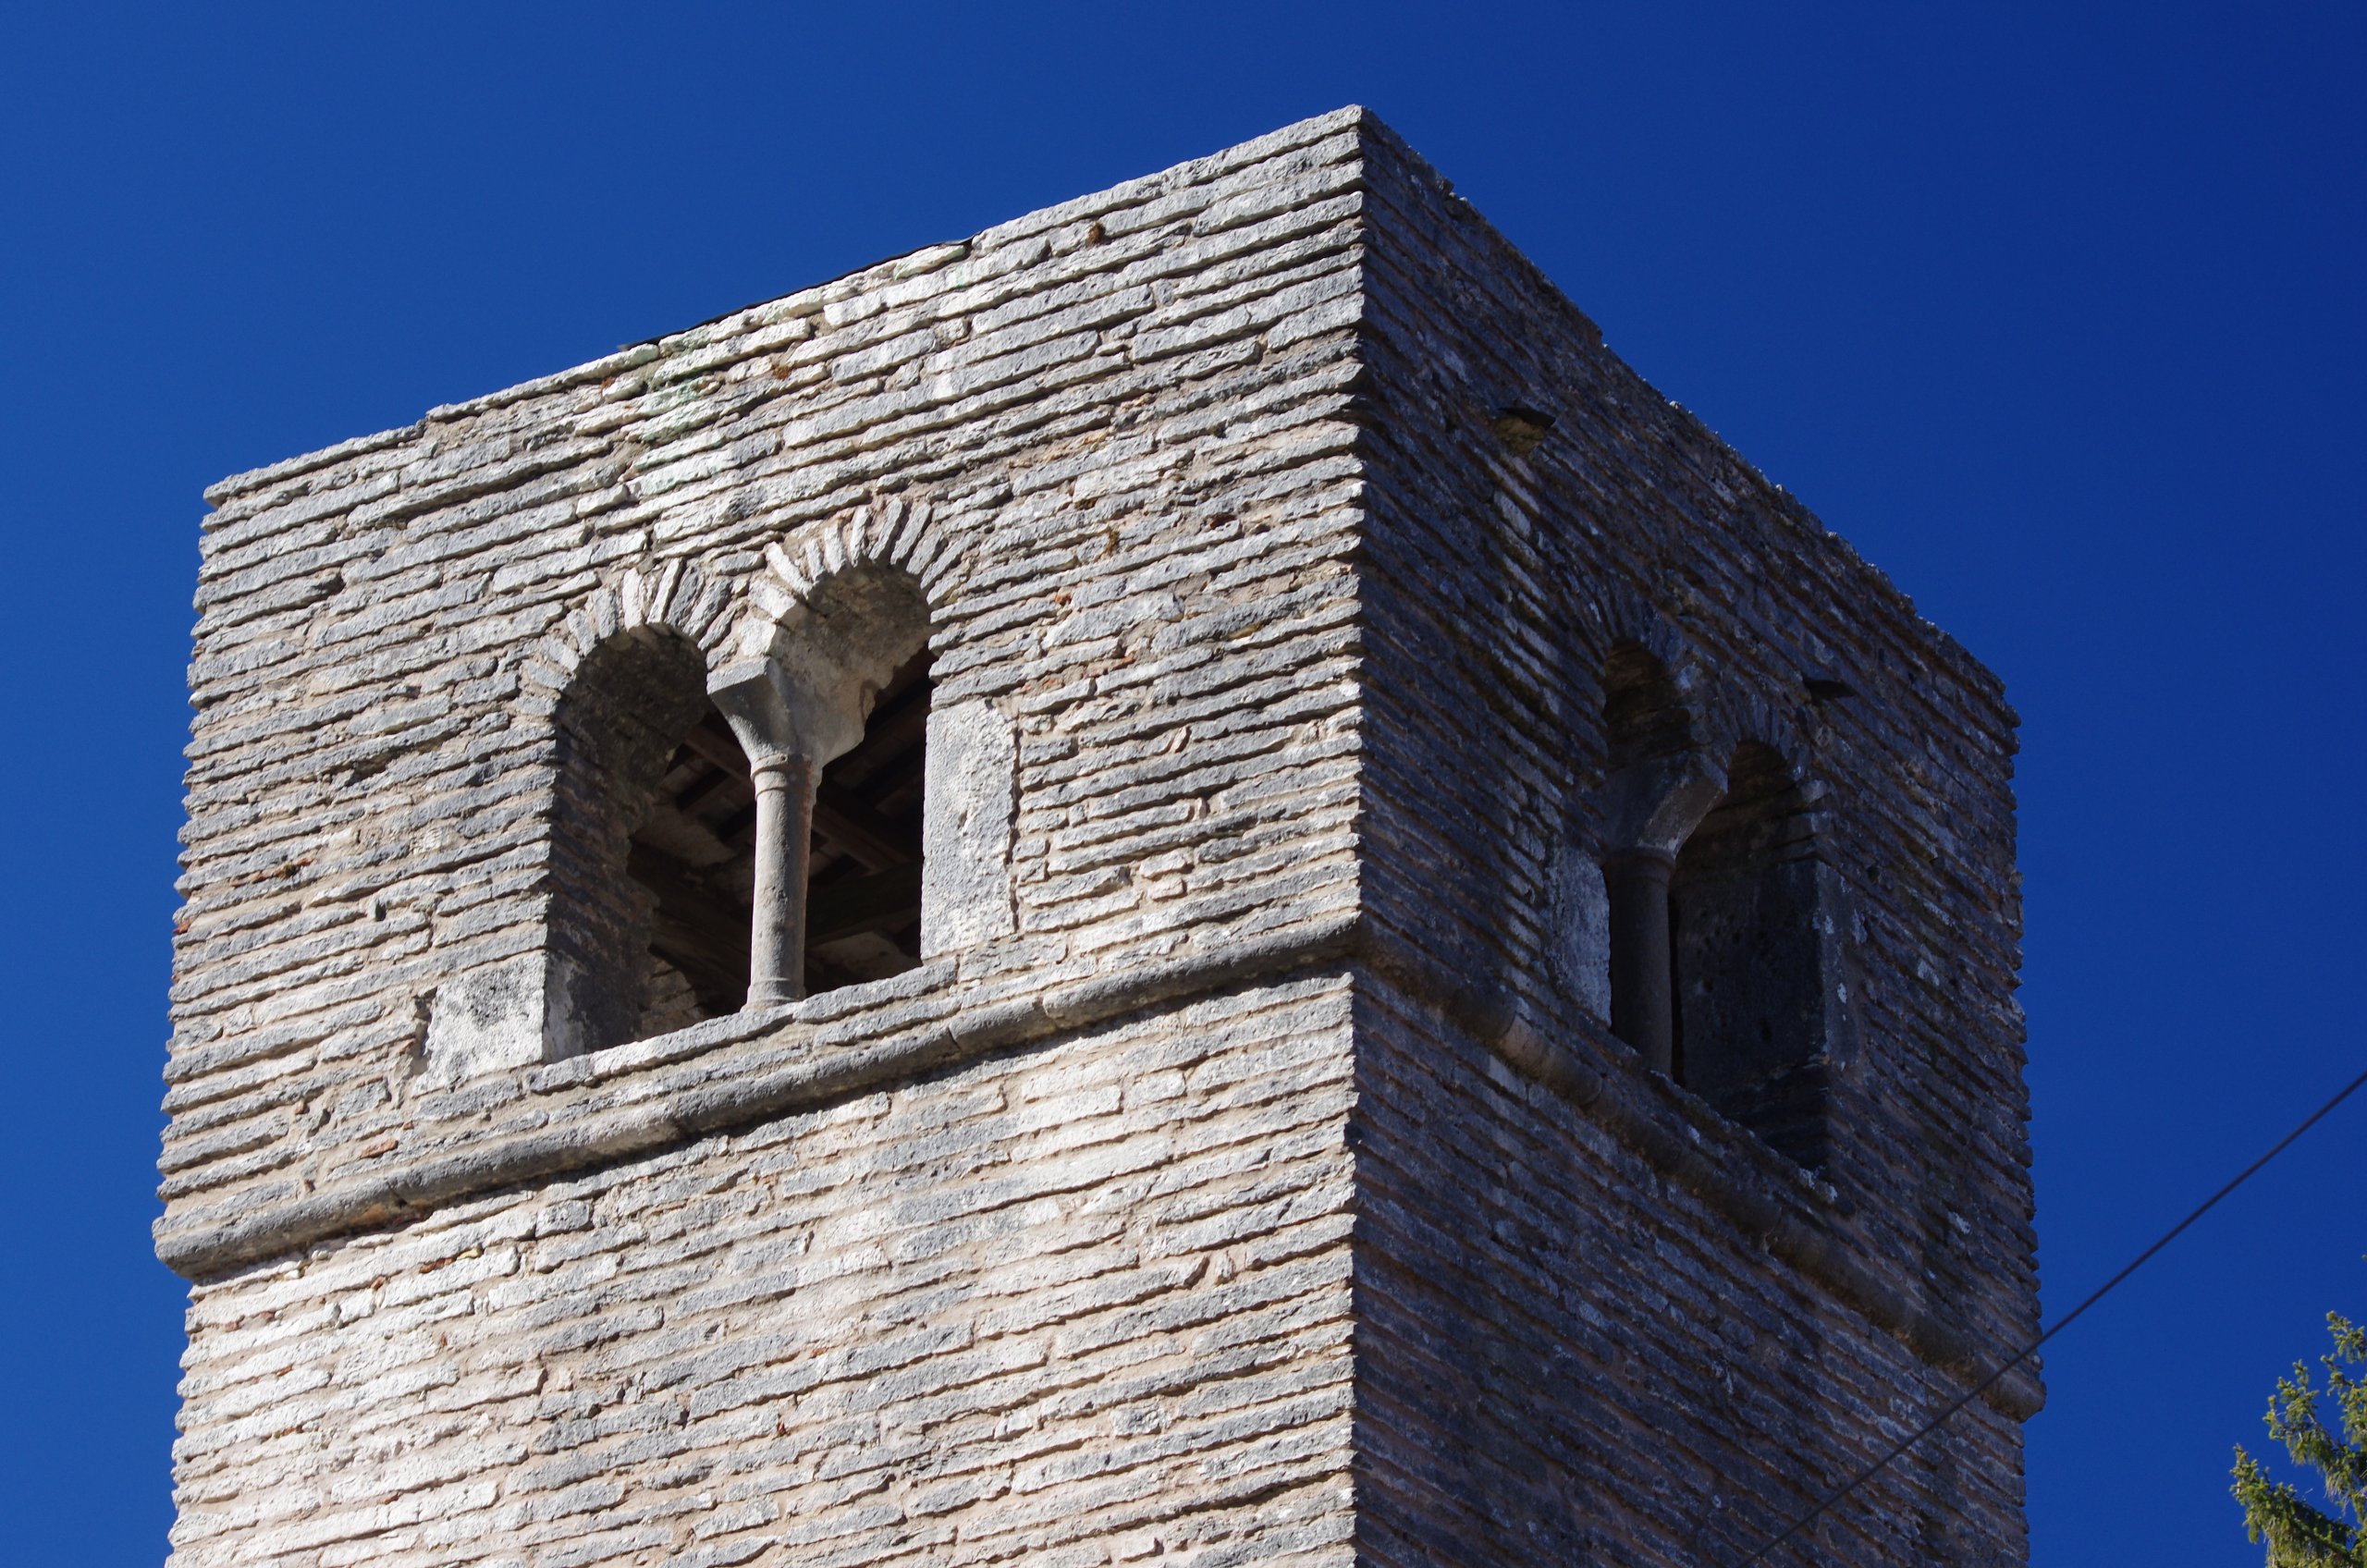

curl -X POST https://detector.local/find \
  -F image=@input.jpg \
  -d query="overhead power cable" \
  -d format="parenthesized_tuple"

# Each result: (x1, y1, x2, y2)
(1733, 1061, 2367, 1566)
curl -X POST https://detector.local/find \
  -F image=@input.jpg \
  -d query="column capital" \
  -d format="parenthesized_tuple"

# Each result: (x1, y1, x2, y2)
(707, 655, 866, 768)
(1600, 752, 1728, 857)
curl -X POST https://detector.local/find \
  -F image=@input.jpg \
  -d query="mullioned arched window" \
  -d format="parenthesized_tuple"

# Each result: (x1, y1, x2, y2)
(1589, 648, 1837, 1170)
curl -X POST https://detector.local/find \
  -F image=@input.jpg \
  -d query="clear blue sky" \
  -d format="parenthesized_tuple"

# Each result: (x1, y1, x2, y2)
(3, 4, 2360, 1562)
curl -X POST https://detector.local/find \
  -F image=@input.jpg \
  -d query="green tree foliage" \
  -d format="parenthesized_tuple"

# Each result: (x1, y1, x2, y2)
(2233, 1311, 2367, 1566)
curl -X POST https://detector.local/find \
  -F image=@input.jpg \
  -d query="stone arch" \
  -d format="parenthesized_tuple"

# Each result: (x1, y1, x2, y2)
(423, 564, 753, 1078)
(517, 559, 741, 715)
(1568, 585, 1834, 778)
(537, 563, 761, 1056)
(1571, 587, 1700, 767)
(722, 494, 970, 672)
(706, 496, 1012, 1003)
(1697, 688, 1816, 796)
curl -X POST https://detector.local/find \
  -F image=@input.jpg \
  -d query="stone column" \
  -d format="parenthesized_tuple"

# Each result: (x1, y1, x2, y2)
(1604, 850, 1675, 1074)
(746, 753, 816, 1006)
(1596, 752, 1725, 1078)
(709, 603, 923, 1013)
(711, 655, 855, 1015)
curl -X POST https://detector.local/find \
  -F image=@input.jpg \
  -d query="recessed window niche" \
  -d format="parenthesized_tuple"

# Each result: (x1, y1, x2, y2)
(802, 647, 932, 992)
(499, 551, 1006, 1068)
(548, 626, 755, 1055)
(1589, 644, 1838, 1170)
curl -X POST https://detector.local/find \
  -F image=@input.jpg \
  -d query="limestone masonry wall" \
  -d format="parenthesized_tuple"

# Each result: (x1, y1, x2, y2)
(162, 107, 2037, 1567)
(1349, 981, 2026, 1565)
(163, 111, 1368, 1273)
(1344, 124, 2032, 1563)
(168, 977, 1358, 1567)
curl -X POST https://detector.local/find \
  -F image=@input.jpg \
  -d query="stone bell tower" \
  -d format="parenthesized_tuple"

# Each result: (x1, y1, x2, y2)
(159, 109, 2038, 1566)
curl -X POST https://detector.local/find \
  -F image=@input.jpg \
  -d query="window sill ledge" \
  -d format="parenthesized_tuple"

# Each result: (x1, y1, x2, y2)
(154, 909, 1360, 1281)
(528, 960, 962, 1095)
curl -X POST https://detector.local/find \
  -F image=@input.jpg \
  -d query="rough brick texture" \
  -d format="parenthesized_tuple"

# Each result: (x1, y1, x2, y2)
(161, 108, 2036, 1566)
(1342, 128, 2034, 1566)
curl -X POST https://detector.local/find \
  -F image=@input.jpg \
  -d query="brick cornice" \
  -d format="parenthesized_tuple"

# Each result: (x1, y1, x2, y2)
(153, 907, 1364, 1281)
(157, 904, 2042, 1426)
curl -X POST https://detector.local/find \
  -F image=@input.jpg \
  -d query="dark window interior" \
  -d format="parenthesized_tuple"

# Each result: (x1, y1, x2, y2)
(801, 648, 932, 993)
(1667, 741, 1830, 1170)
(551, 628, 735, 1053)
(624, 646, 934, 1022)
(628, 704, 756, 1038)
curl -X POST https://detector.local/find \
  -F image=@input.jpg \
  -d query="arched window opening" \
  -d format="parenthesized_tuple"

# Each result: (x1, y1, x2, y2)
(631, 709, 757, 1035)
(709, 559, 936, 1008)
(544, 558, 940, 1050)
(803, 647, 933, 993)
(550, 629, 754, 1056)
(1668, 742, 1830, 1170)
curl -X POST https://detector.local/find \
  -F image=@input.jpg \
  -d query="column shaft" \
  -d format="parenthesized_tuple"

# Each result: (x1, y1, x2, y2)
(1606, 851, 1676, 1075)
(747, 754, 815, 1008)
